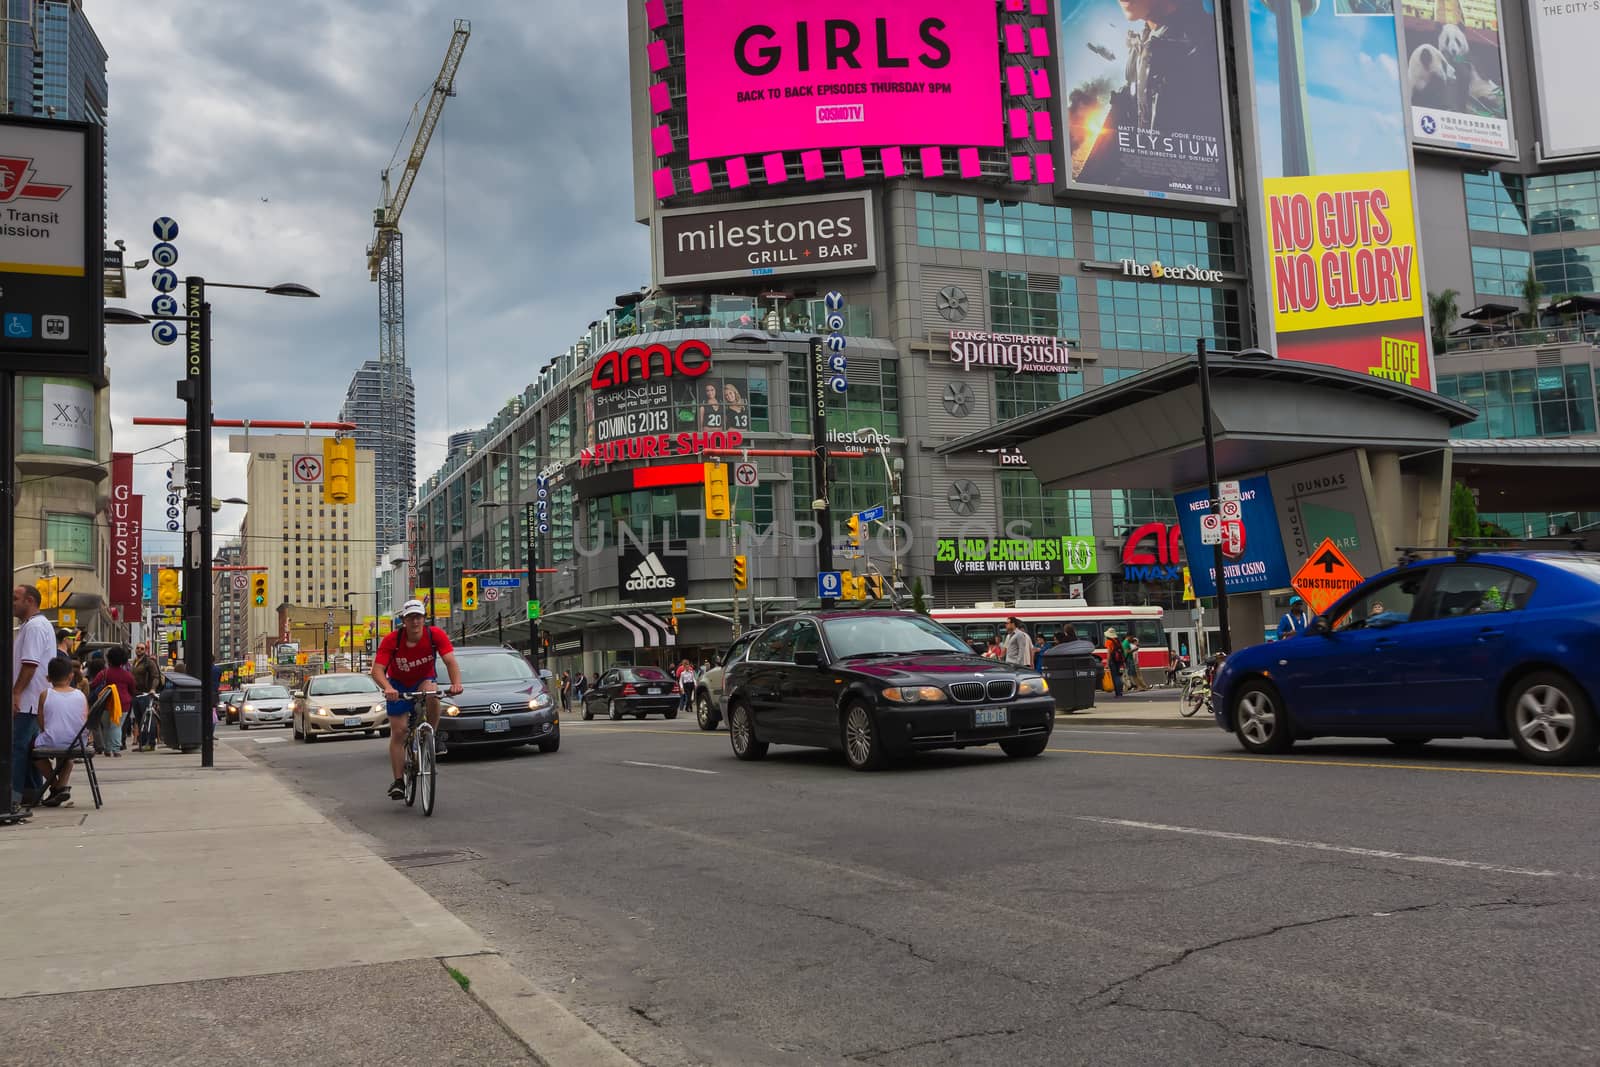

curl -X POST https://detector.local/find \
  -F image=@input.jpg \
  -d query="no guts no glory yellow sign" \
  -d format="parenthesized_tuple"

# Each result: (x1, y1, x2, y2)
(1291, 538, 1365, 616)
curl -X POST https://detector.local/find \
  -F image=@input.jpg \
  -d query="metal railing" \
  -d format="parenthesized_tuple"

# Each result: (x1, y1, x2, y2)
(1443, 324, 1600, 353)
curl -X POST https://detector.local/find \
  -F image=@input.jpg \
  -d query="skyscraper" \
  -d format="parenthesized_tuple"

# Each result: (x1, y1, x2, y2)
(2, 0, 107, 123)
(340, 360, 416, 550)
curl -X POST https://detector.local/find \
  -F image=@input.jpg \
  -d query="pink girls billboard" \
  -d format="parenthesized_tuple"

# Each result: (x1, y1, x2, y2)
(645, 0, 1061, 198)
(684, 1, 1003, 158)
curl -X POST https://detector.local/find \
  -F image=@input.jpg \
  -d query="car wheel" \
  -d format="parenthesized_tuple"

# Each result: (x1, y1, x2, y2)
(608, 700, 621, 722)
(1232, 681, 1294, 754)
(728, 701, 767, 761)
(842, 703, 888, 771)
(380, 727, 391, 738)
(665, 707, 678, 720)
(304, 731, 317, 744)
(1506, 671, 1597, 765)
(239, 723, 249, 732)
(292, 720, 302, 740)
(538, 735, 560, 754)
(1388, 737, 1432, 751)
(582, 703, 594, 721)
(1000, 736, 1049, 759)
(695, 692, 720, 731)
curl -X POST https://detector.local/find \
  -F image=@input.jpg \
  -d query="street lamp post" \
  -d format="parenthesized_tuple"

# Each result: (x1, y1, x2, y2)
(345, 591, 378, 670)
(106, 280, 318, 768)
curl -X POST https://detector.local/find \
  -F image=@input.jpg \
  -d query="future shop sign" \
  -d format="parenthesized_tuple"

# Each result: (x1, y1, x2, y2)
(655, 191, 876, 285)
(582, 339, 744, 467)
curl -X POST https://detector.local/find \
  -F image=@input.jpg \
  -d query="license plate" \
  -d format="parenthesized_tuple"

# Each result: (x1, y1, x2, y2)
(484, 718, 510, 734)
(974, 707, 1009, 727)
(647, 687, 661, 695)
(343, 717, 363, 728)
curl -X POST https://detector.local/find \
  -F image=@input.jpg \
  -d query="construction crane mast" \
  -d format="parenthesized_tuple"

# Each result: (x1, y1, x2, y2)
(352, 18, 470, 554)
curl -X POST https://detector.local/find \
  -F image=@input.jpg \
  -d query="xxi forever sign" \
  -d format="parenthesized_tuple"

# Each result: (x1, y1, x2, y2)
(0, 115, 104, 377)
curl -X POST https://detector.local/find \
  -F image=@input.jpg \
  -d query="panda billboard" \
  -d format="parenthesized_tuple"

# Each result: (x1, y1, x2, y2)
(1400, 1, 1514, 158)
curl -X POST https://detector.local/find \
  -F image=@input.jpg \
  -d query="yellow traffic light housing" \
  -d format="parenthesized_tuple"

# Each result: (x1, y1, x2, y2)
(668, 615, 679, 635)
(853, 575, 868, 601)
(869, 573, 885, 600)
(323, 436, 356, 505)
(847, 514, 861, 548)
(35, 575, 59, 610)
(732, 555, 748, 590)
(462, 576, 479, 611)
(703, 462, 731, 521)
(250, 573, 268, 608)
(157, 568, 182, 607)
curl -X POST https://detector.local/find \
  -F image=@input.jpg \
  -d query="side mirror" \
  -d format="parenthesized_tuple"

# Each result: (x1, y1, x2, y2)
(794, 650, 822, 668)
(1308, 616, 1331, 637)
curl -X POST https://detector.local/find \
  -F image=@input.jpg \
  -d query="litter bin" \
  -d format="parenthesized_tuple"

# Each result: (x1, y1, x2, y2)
(1041, 640, 1100, 713)
(158, 672, 204, 753)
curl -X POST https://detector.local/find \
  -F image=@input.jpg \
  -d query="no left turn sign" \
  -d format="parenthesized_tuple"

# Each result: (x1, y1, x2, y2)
(733, 461, 759, 488)
(292, 454, 323, 484)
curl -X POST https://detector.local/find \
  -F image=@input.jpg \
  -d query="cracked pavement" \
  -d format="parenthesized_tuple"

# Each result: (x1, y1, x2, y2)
(239, 718, 1600, 1066)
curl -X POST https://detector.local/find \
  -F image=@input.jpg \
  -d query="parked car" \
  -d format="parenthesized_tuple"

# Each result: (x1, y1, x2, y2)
(723, 610, 1054, 771)
(237, 683, 294, 730)
(433, 645, 559, 754)
(220, 690, 245, 725)
(292, 672, 388, 742)
(694, 629, 765, 731)
(582, 666, 680, 720)
(1213, 549, 1600, 765)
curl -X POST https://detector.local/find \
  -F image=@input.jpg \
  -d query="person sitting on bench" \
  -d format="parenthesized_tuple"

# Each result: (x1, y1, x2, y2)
(33, 656, 89, 807)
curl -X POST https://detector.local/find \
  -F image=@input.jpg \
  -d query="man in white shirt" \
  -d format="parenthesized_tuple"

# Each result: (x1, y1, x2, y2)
(11, 584, 55, 809)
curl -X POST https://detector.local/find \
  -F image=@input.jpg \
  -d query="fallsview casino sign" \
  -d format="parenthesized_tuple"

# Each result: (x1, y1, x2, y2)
(948, 330, 1072, 374)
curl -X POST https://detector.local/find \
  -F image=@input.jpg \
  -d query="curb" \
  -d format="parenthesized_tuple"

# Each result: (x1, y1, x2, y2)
(445, 954, 638, 1067)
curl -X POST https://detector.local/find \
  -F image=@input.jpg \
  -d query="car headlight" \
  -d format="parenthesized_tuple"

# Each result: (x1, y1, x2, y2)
(529, 692, 553, 710)
(445, 705, 460, 717)
(370, 702, 385, 714)
(241, 703, 254, 713)
(1017, 677, 1049, 697)
(315, 707, 331, 717)
(881, 685, 946, 703)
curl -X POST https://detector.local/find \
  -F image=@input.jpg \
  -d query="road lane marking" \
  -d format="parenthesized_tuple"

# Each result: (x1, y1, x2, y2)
(1046, 746, 1600, 780)
(621, 760, 718, 775)
(247, 736, 288, 744)
(1073, 816, 1595, 881)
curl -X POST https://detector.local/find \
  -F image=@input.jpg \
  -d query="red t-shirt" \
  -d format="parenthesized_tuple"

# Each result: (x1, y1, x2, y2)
(375, 626, 453, 690)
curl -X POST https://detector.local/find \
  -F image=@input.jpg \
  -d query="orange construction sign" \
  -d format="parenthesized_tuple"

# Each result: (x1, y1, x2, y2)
(1291, 538, 1365, 615)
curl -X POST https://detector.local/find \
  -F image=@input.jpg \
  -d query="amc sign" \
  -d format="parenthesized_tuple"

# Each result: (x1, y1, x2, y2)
(1122, 522, 1184, 582)
(591, 339, 712, 391)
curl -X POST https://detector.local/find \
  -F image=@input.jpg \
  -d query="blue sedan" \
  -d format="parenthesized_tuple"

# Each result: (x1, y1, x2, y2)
(1212, 550, 1600, 765)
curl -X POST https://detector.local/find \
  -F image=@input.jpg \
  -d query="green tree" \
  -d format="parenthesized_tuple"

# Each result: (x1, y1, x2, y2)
(1521, 268, 1545, 332)
(910, 576, 929, 615)
(1449, 481, 1479, 545)
(1428, 288, 1459, 355)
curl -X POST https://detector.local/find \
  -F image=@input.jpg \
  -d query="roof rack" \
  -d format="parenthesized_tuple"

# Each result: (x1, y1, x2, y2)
(1395, 537, 1584, 567)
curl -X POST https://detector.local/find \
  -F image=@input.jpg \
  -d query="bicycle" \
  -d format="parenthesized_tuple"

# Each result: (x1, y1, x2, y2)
(1178, 653, 1226, 718)
(401, 691, 438, 816)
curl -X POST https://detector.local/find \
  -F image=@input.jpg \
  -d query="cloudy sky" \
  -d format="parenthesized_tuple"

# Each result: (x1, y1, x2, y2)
(86, 0, 647, 557)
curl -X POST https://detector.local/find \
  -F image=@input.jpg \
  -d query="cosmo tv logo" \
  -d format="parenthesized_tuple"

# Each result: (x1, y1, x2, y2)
(626, 552, 679, 593)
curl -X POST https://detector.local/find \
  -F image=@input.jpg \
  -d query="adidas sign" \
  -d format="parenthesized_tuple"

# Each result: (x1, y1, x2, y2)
(625, 551, 679, 593)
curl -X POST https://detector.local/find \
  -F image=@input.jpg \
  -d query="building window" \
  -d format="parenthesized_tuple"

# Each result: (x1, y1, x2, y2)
(492, 460, 509, 504)
(494, 518, 510, 569)
(983, 199, 1073, 257)
(988, 270, 1080, 339)
(449, 488, 464, 535)
(518, 439, 539, 492)
(549, 484, 575, 564)
(469, 477, 483, 507)
(914, 190, 980, 250)
(788, 357, 901, 435)
(996, 372, 1082, 421)
(44, 513, 92, 565)
(1465, 171, 1528, 235)
(1438, 365, 1597, 438)
(1000, 472, 1092, 538)
(586, 487, 704, 548)
(1112, 489, 1179, 533)
(792, 456, 897, 538)
(1529, 171, 1600, 234)
(1093, 279, 1241, 354)
(1091, 210, 1235, 271)
(1535, 245, 1600, 296)
(1470, 245, 1531, 297)
(732, 482, 776, 534)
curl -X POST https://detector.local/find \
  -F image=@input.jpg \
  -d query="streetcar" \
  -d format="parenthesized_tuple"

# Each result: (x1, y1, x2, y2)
(929, 601, 1171, 673)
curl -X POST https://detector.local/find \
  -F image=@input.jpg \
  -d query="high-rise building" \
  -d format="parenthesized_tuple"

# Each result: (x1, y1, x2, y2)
(2, 0, 107, 122)
(340, 360, 415, 557)
(213, 542, 245, 665)
(234, 435, 377, 663)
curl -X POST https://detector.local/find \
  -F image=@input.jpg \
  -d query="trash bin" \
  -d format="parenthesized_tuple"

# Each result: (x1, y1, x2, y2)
(158, 672, 204, 752)
(1041, 639, 1100, 713)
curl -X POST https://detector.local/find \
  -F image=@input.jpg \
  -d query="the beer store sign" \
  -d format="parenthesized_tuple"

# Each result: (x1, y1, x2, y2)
(1120, 259, 1224, 285)
(656, 191, 876, 285)
(934, 535, 1097, 576)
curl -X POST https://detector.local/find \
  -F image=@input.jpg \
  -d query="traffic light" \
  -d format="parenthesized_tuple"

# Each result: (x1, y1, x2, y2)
(732, 555, 748, 590)
(853, 575, 868, 601)
(839, 570, 855, 601)
(668, 615, 679, 635)
(462, 576, 479, 611)
(250, 573, 268, 608)
(703, 462, 730, 521)
(157, 568, 182, 607)
(323, 436, 356, 505)
(847, 514, 861, 548)
(868, 573, 885, 600)
(35, 575, 59, 610)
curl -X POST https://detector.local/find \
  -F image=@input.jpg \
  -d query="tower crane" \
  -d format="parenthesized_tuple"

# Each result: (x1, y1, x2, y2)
(358, 18, 469, 551)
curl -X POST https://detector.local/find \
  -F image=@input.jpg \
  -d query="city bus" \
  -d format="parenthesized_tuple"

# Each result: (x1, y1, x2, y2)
(930, 601, 1171, 674)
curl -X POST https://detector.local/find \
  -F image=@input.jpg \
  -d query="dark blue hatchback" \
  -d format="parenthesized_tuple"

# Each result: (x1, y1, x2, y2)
(1212, 550, 1600, 765)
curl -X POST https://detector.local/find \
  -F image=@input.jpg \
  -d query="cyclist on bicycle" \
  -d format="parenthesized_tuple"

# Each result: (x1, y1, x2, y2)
(371, 599, 463, 800)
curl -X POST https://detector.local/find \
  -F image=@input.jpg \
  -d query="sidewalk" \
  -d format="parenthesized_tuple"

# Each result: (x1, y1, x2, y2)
(0, 739, 635, 1066)
(1054, 686, 1218, 729)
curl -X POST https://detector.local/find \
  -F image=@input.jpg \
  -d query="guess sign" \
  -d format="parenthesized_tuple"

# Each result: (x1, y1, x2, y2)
(591, 339, 712, 391)
(108, 452, 143, 609)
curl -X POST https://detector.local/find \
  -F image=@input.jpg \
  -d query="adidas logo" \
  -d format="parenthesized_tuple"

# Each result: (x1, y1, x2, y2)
(625, 551, 678, 593)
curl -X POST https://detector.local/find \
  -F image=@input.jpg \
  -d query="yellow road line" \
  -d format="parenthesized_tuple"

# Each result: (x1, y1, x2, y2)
(1045, 747, 1600, 780)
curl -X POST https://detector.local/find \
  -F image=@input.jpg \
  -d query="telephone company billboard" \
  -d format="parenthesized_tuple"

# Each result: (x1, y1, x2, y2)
(682, 1, 1004, 160)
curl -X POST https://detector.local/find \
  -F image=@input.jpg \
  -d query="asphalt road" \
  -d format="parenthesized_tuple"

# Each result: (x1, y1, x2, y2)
(227, 714, 1600, 1067)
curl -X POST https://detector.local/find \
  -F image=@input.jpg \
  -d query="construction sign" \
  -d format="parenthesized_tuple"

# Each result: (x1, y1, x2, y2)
(1291, 538, 1364, 615)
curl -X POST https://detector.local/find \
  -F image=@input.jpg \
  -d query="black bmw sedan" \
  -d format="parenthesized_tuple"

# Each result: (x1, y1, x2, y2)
(723, 610, 1053, 770)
